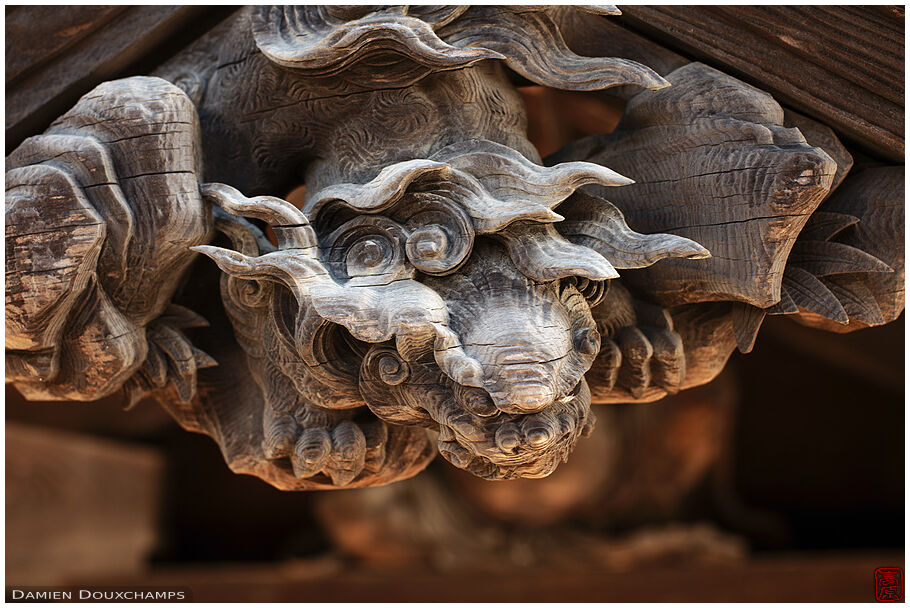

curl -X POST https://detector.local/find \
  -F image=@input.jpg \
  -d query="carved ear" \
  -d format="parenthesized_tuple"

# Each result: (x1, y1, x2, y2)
(552, 62, 837, 308)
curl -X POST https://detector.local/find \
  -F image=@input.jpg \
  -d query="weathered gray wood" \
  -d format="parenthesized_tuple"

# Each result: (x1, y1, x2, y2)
(5, 6, 905, 490)
(6, 77, 213, 403)
(552, 62, 838, 309)
(154, 6, 714, 484)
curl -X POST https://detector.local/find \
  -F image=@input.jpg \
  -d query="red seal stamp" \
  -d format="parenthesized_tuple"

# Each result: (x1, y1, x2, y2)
(875, 567, 904, 602)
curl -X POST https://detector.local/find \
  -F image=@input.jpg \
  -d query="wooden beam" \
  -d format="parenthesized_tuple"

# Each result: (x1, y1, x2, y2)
(5, 6, 234, 153)
(616, 6, 905, 162)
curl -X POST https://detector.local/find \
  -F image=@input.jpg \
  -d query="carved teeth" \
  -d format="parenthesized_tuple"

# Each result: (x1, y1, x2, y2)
(494, 423, 522, 452)
(439, 441, 474, 469)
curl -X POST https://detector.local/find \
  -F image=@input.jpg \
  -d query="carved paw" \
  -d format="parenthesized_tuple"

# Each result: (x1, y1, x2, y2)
(589, 290, 686, 402)
(261, 409, 389, 487)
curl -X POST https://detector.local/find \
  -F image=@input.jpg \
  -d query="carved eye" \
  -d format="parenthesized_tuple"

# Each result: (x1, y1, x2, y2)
(573, 325, 600, 356)
(401, 197, 474, 275)
(346, 237, 390, 274)
(407, 225, 447, 259)
(323, 216, 409, 280)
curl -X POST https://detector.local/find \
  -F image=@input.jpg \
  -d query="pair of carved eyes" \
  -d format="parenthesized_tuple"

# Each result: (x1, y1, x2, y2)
(322, 196, 475, 280)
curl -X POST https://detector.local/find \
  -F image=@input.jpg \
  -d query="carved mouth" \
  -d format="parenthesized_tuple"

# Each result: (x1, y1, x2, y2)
(432, 379, 594, 480)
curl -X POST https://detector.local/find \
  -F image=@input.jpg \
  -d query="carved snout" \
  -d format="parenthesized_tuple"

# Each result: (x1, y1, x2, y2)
(504, 382, 556, 414)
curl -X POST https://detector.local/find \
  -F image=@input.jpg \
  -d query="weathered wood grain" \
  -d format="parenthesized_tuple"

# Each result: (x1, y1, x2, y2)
(5, 6, 126, 85)
(5, 6, 905, 491)
(6, 77, 213, 402)
(5, 5, 223, 154)
(552, 62, 837, 309)
(616, 6, 905, 161)
(156, 6, 715, 484)
(787, 166, 905, 332)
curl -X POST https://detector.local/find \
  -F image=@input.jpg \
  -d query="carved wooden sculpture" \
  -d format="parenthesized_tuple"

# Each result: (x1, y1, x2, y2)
(6, 6, 904, 490)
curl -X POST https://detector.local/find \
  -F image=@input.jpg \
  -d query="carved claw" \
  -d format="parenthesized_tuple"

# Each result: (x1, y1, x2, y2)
(640, 326, 686, 395)
(588, 284, 688, 402)
(328, 421, 368, 486)
(292, 428, 332, 479)
(613, 326, 653, 399)
(262, 407, 379, 487)
(263, 413, 299, 460)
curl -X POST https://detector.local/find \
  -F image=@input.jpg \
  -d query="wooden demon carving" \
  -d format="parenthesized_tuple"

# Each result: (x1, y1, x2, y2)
(5, 6, 904, 490)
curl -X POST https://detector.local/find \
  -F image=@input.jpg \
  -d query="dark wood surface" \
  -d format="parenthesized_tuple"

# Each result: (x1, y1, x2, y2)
(6, 423, 164, 585)
(86, 554, 904, 602)
(616, 6, 905, 162)
(5, 5, 231, 154)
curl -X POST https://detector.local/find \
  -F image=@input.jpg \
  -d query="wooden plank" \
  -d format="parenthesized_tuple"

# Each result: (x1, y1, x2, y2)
(88, 554, 903, 602)
(616, 6, 904, 161)
(6, 422, 164, 585)
(5, 6, 218, 153)
(5, 6, 126, 85)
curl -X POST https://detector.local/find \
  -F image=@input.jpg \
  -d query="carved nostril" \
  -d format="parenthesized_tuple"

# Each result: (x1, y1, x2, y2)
(573, 326, 600, 356)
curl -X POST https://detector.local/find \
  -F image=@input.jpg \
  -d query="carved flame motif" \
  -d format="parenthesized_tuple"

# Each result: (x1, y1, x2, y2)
(195, 145, 708, 481)
(249, 5, 669, 91)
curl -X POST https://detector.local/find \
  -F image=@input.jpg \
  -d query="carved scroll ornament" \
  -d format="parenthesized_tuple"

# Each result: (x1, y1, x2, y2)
(6, 6, 904, 489)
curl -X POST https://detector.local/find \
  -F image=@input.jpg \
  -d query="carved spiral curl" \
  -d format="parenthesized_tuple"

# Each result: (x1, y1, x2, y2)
(401, 195, 474, 275)
(322, 216, 410, 282)
(359, 345, 433, 427)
